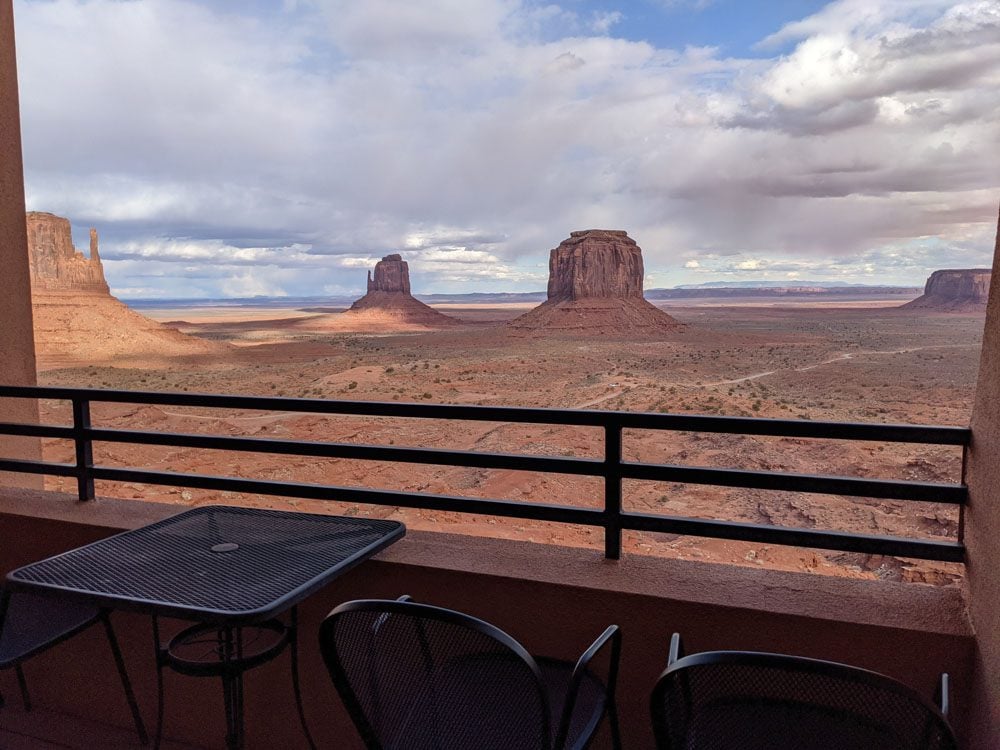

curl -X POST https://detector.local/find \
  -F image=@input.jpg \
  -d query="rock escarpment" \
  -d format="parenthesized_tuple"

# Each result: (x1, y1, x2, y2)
(27, 212, 220, 368)
(509, 230, 682, 336)
(902, 269, 991, 311)
(344, 254, 457, 327)
(27, 212, 109, 293)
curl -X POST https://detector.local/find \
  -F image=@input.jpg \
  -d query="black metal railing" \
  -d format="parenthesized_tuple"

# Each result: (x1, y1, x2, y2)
(0, 385, 970, 562)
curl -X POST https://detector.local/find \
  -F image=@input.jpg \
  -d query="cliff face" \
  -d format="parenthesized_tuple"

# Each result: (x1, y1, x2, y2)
(509, 229, 682, 336)
(547, 230, 644, 301)
(26, 211, 222, 368)
(26, 212, 109, 294)
(366, 254, 411, 294)
(903, 269, 991, 311)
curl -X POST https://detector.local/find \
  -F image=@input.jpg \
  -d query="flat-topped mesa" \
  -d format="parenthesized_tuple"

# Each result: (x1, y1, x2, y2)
(902, 269, 991, 311)
(366, 253, 411, 294)
(509, 229, 682, 336)
(548, 229, 644, 301)
(26, 211, 109, 294)
(347, 253, 457, 327)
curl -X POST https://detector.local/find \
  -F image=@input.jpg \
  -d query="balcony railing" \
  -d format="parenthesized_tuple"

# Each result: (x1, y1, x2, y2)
(0, 385, 969, 562)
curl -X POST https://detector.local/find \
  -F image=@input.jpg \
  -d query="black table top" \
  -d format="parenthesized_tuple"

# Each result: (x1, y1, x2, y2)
(6, 505, 405, 624)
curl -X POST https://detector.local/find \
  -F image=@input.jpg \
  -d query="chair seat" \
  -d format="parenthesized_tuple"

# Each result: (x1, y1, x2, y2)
(537, 657, 608, 750)
(0, 591, 101, 668)
(378, 654, 608, 750)
(686, 698, 912, 750)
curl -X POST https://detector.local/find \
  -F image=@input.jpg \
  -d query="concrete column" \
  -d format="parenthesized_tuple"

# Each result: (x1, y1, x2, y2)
(965, 203, 1000, 748)
(0, 0, 42, 487)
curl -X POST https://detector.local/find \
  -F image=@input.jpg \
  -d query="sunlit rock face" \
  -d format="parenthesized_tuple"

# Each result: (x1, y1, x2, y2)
(26, 212, 109, 294)
(903, 269, 991, 311)
(348, 254, 457, 326)
(26, 211, 220, 368)
(509, 230, 683, 336)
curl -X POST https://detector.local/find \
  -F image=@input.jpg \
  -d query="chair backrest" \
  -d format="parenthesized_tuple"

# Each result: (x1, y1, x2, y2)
(320, 599, 552, 750)
(651, 650, 958, 750)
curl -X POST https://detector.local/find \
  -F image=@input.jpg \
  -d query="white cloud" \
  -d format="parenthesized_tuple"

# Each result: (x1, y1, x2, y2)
(13, 0, 1000, 297)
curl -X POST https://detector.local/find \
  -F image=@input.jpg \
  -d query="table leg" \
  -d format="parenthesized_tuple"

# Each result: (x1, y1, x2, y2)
(220, 626, 244, 750)
(152, 616, 166, 750)
(289, 606, 318, 750)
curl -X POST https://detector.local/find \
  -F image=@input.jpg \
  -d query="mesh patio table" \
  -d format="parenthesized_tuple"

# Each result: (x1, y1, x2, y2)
(6, 504, 405, 750)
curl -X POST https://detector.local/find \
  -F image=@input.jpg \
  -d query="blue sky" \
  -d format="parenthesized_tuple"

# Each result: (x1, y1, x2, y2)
(13, 0, 1000, 298)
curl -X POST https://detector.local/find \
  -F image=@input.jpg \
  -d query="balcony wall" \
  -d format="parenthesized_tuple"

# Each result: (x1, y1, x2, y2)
(0, 489, 975, 749)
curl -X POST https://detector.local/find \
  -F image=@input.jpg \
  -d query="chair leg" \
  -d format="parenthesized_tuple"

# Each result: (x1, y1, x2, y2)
(608, 699, 622, 750)
(15, 665, 31, 711)
(101, 612, 149, 745)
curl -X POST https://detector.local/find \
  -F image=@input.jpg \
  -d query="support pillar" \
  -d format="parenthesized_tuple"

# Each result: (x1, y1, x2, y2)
(0, 0, 42, 488)
(964, 203, 1000, 748)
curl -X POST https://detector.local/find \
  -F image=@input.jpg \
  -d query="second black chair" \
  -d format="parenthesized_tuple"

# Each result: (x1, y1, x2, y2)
(320, 596, 621, 750)
(650, 633, 958, 750)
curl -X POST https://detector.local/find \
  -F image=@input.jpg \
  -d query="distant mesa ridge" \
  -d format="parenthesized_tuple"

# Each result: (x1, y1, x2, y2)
(509, 229, 683, 336)
(347, 254, 457, 326)
(902, 269, 991, 311)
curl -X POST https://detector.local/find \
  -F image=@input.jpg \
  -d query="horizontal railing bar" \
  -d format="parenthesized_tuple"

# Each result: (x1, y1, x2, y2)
(0, 422, 74, 439)
(0, 385, 970, 445)
(614, 413, 969, 445)
(622, 462, 967, 504)
(621, 512, 965, 562)
(89, 467, 604, 525)
(0, 459, 77, 477)
(87, 429, 603, 476)
(84, 466, 962, 561)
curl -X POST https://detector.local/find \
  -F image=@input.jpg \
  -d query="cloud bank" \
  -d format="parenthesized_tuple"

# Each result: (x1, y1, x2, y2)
(13, 0, 1000, 297)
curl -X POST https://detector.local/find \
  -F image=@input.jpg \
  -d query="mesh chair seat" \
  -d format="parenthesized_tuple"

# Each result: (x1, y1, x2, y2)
(651, 646, 958, 750)
(321, 598, 620, 750)
(536, 657, 607, 750)
(0, 588, 148, 744)
(0, 591, 101, 668)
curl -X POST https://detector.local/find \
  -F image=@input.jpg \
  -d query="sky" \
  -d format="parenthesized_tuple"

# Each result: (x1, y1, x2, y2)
(12, 0, 1000, 298)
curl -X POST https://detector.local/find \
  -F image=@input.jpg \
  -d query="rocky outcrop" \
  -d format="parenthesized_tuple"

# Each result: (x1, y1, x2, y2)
(547, 230, 644, 301)
(509, 230, 682, 336)
(366, 253, 411, 294)
(27, 212, 109, 293)
(343, 254, 457, 327)
(26, 211, 222, 368)
(902, 269, 991, 311)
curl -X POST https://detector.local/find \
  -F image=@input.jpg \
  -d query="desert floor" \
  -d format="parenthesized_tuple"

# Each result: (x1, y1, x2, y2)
(35, 298, 984, 585)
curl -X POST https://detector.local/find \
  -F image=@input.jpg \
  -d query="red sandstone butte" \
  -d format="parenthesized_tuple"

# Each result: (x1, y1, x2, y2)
(902, 269, 991, 312)
(26, 211, 220, 368)
(345, 254, 457, 327)
(509, 229, 682, 336)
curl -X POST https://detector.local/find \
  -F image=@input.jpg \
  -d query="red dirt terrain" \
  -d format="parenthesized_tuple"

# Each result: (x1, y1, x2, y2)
(34, 297, 982, 587)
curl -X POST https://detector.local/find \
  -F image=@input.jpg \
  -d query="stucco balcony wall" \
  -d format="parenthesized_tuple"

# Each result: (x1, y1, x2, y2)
(0, 488, 975, 749)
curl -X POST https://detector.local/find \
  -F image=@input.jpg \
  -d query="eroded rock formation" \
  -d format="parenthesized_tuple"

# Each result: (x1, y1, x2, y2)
(902, 269, 991, 311)
(27, 211, 221, 368)
(343, 254, 457, 327)
(27, 212, 109, 293)
(509, 230, 682, 336)
(366, 253, 411, 294)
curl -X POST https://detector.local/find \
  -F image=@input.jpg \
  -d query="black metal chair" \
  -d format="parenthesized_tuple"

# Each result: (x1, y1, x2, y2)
(320, 596, 621, 750)
(650, 633, 958, 750)
(0, 588, 148, 744)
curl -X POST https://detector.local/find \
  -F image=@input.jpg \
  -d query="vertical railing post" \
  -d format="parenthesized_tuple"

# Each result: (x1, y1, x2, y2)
(604, 421, 622, 560)
(958, 439, 969, 544)
(72, 396, 95, 501)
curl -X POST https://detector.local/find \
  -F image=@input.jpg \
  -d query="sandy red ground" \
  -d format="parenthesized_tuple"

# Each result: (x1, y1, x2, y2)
(34, 298, 982, 586)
